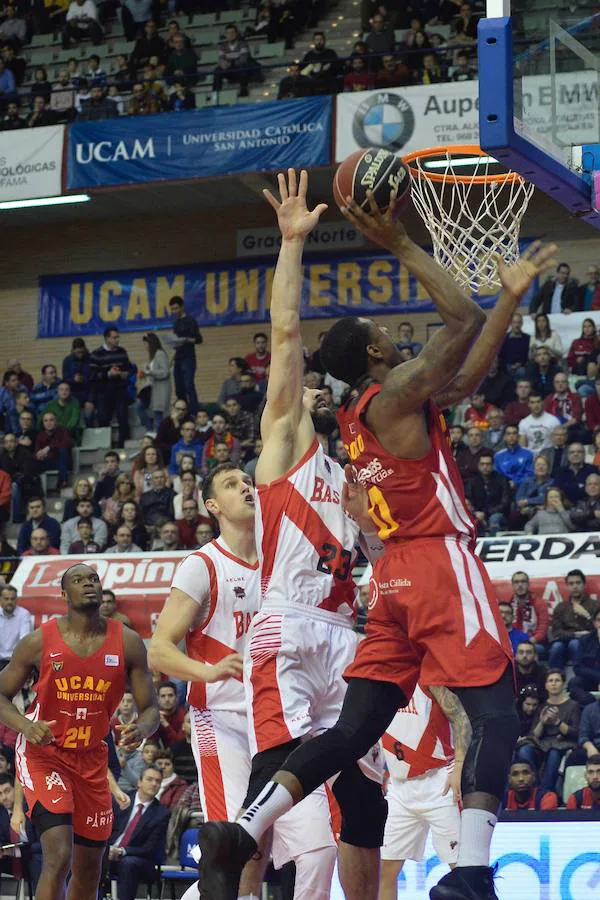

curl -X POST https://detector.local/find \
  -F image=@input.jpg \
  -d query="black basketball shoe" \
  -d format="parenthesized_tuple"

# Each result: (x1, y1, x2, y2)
(198, 821, 258, 900)
(430, 865, 499, 900)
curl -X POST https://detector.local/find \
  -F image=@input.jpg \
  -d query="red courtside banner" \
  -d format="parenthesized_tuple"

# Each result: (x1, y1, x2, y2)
(9, 534, 600, 638)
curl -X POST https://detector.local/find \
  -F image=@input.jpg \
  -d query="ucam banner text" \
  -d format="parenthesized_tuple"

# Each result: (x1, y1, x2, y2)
(67, 95, 331, 189)
(335, 70, 598, 160)
(37, 249, 537, 337)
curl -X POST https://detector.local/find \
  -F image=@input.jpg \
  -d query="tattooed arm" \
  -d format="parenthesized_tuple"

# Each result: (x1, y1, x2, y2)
(428, 685, 473, 804)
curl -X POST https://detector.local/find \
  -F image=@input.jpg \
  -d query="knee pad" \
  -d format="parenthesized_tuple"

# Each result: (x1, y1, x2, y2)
(243, 740, 301, 808)
(332, 765, 388, 849)
(462, 710, 520, 799)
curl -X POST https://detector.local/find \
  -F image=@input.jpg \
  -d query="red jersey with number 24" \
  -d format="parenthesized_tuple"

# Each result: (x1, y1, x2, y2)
(337, 385, 476, 543)
(29, 617, 126, 751)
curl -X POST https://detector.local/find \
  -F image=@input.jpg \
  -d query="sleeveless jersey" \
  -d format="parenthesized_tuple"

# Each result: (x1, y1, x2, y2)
(337, 386, 476, 543)
(255, 439, 359, 622)
(382, 685, 453, 781)
(29, 617, 125, 751)
(173, 539, 260, 712)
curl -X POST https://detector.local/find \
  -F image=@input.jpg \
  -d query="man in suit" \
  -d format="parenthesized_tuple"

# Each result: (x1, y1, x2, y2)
(529, 262, 580, 314)
(108, 765, 170, 900)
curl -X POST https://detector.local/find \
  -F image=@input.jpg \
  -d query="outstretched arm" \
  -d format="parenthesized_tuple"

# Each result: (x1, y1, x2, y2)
(343, 193, 485, 415)
(434, 241, 558, 408)
(257, 169, 327, 479)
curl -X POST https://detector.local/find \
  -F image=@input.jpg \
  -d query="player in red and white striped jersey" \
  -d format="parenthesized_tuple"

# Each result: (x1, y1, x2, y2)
(149, 463, 337, 900)
(379, 686, 460, 900)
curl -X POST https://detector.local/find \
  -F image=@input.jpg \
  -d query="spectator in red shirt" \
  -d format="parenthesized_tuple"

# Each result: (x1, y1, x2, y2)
(464, 391, 492, 430)
(202, 414, 240, 473)
(34, 410, 72, 488)
(566, 755, 600, 809)
(157, 681, 185, 747)
(567, 318, 598, 375)
(376, 54, 414, 87)
(508, 571, 549, 649)
(543, 372, 583, 441)
(343, 54, 374, 91)
(6, 359, 33, 392)
(155, 750, 188, 808)
(504, 761, 559, 810)
(176, 498, 210, 549)
(504, 379, 532, 426)
(584, 377, 600, 434)
(21, 527, 60, 557)
(245, 332, 271, 384)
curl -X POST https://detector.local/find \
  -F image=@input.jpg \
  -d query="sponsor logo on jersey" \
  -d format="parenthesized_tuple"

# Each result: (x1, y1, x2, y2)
(379, 578, 412, 594)
(354, 458, 394, 486)
(76, 707, 87, 720)
(104, 654, 119, 667)
(52, 660, 63, 672)
(233, 586, 246, 600)
(54, 674, 112, 701)
(310, 475, 340, 504)
(86, 808, 113, 828)
(46, 771, 67, 792)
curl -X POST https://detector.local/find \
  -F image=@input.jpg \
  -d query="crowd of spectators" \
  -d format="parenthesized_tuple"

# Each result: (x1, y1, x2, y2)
(0, 0, 336, 126)
(0, 0, 486, 127)
(278, 2, 482, 100)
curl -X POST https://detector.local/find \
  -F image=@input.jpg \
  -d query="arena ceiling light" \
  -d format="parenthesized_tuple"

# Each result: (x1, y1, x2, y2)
(423, 155, 498, 170)
(0, 194, 91, 211)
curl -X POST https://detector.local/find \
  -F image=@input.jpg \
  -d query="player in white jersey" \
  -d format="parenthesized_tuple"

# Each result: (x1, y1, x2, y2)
(148, 463, 337, 900)
(198, 170, 386, 900)
(379, 685, 461, 900)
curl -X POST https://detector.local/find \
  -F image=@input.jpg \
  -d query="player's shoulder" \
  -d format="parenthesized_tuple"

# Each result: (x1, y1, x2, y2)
(15, 625, 45, 661)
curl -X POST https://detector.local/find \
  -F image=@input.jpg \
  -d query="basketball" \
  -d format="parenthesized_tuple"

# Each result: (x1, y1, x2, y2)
(333, 148, 411, 214)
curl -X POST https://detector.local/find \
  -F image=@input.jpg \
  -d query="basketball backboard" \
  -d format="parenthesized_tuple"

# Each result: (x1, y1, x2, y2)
(478, 0, 600, 227)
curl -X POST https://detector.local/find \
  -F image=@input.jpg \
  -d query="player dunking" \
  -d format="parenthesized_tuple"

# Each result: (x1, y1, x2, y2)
(379, 685, 462, 900)
(149, 461, 338, 900)
(199, 186, 558, 900)
(0, 563, 159, 900)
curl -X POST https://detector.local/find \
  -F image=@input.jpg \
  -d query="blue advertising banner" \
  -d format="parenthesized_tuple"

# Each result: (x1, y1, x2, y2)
(38, 251, 535, 338)
(67, 96, 332, 189)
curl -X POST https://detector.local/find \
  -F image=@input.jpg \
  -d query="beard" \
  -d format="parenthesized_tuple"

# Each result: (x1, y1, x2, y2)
(311, 408, 337, 437)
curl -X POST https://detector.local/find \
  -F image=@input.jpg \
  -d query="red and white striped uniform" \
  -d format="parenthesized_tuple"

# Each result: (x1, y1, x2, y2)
(255, 438, 359, 623)
(171, 540, 337, 880)
(382, 685, 453, 781)
(177, 539, 260, 713)
(381, 686, 460, 865)
(246, 440, 382, 789)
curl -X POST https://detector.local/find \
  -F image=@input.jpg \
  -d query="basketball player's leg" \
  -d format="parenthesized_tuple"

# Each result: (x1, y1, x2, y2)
(66, 839, 106, 900)
(189, 706, 272, 898)
(378, 777, 427, 900)
(30, 810, 73, 900)
(379, 860, 404, 900)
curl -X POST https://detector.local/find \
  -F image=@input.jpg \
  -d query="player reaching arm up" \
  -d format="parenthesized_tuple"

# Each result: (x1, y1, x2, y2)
(257, 168, 328, 480)
(434, 241, 558, 407)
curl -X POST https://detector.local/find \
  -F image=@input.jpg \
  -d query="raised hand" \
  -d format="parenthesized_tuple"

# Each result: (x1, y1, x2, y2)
(341, 188, 407, 252)
(263, 168, 328, 241)
(498, 241, 558, 300)
(23, 719, 56, 746)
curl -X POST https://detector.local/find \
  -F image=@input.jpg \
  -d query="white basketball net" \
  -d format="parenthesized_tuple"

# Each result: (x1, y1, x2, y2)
(405, 151, 535, 293)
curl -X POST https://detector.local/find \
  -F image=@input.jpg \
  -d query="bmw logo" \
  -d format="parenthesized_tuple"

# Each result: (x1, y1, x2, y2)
(352, 92, 416, 152)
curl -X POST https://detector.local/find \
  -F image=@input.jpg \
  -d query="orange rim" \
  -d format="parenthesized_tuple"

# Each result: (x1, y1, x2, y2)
(402, 144, 524, 185)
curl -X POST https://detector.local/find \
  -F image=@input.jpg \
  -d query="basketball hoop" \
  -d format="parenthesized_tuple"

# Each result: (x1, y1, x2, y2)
(402, 145, 535, 293)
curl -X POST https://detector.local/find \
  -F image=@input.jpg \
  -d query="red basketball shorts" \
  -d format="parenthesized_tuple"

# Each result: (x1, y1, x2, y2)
(346, 536, 513, 698)
(15, 739, 113, 842)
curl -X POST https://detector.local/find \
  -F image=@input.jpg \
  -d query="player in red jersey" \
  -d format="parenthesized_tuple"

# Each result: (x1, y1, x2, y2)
(198, 186, 558, 900)
(0, 563, 159, 900)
